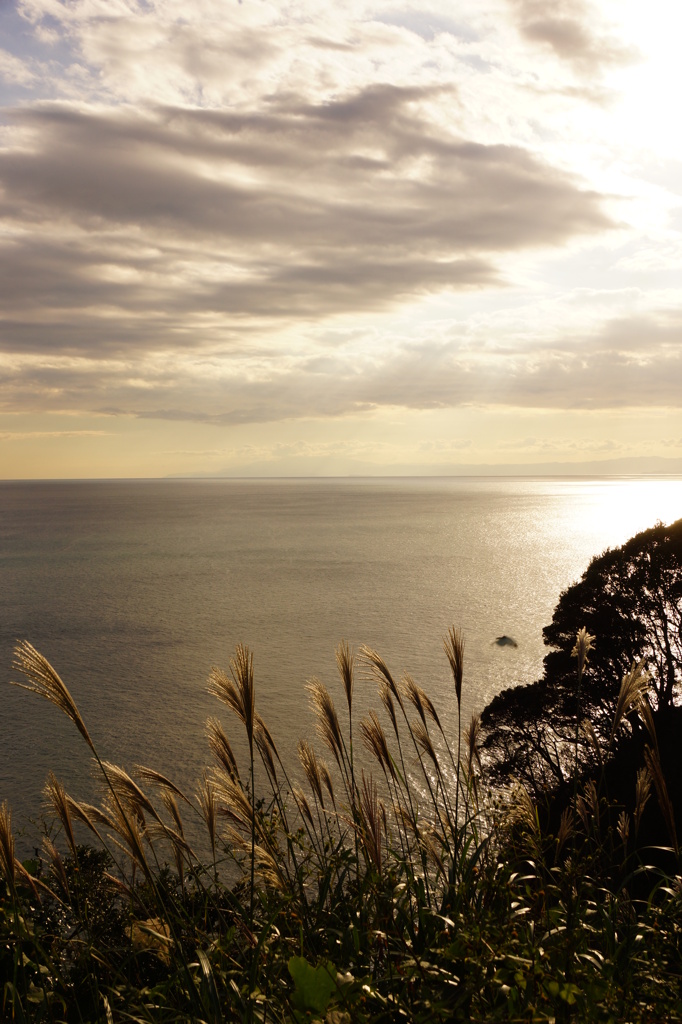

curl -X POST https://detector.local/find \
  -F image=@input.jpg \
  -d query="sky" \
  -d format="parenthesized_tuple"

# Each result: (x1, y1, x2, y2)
(0, 0, 681, 478)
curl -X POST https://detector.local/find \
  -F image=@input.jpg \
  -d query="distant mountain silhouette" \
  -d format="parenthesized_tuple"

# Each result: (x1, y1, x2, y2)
(169, 455, 682, 479)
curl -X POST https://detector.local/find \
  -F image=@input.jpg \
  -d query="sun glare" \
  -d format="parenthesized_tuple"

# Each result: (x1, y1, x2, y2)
(608, 1, 682, 159)
(581, 479, 682, 549)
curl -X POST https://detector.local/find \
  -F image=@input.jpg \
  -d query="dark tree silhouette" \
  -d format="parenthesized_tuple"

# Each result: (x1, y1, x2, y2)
(481, 518, 682, 790)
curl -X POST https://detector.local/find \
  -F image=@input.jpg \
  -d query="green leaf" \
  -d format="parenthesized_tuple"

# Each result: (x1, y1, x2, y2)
(288, 956, 338, 1014)
(197, 950, 222, 1024)
(560, 982, 580, 1005)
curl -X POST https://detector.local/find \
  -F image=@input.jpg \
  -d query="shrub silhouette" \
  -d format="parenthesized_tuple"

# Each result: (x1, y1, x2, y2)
(481, 517, 682, 791)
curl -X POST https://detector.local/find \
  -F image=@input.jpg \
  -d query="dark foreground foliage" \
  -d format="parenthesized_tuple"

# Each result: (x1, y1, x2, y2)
(3, 821, 682, 1023)
(3, 546, 682, 1020)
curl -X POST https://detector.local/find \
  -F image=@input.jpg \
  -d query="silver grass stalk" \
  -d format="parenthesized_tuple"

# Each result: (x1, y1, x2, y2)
(376, 678, 419, 828)
(361, 711, 396, 782)
(395, 802, 416, 837)
(444, 626, 465, 847)
(206, 717, 241, 780)
(336, 640, 354, 717)
(571, 628, 596, 827)
(443, 627, 465, 718)
(298, 740, 324, 807)
(571, 627, 595, 679)
(412, 720, 439, 769)
(160, 791, 185, 838)
(0, 802, 16, 891)
(576, 794, 590, 833)
(255, 722, 278, 783)
(306, 678, 347, 776)
(378, 681, 399, 739)
(507, 783, 538, 836)
(583, 780, 600, 828)
(134, 766, 190, 804)
(104, 871, 134, 900)
(464, 713, 482, 812)
(465, 713, 482, 775)
(358, 773, 383, 874)
(337, 640, 358, 812)
(319, 760, 337, 810)
(421, 828, 446, 878)
(608, 659, 650, 750)
(102, 797, 151, 875)
(293, 787, 315, 829)
(360, 645, 405, 712)
(101, 761, 163, 825)
(581, 719, 603, 770)
(43, 836, 69, 897)
(197, 775, 217, 863)
(362, 647, 425, 857)
(44, 772, 78, 860)
(12, 641, 94, 752)
(634, 766, 652, 838)
(637, 696, 658, 753)
(617, 811, 630, 849)
(208, 644, 255, 754)
(211, 774, 254, 834)
(361, 711, 415, 864)
(443, 628, 464, 708)
(69, 799, 116, 834)
(364, 643, 425, 879)
(146, 819, 193, 858)
(255, 713, 280, 762)
(66, 797, 110, 848)
(404, 677, 442, 733)
(252, 844, 288, 892)
(403, 676, 427, 727)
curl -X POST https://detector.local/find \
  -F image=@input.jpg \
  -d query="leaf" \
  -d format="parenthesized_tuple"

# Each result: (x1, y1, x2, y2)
(197, 950, 223, 1024)
(288, 956, 338, 1014)
(560, 982, 580, 1005)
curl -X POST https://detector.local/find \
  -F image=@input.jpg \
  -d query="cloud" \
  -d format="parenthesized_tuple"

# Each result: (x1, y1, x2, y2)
(418, 438, 473, 452)
(0, 430, 110, 440)
(2, 305, 681, 422)
(0, 48, 37, 86)
(373, 12, 478, 44)
(506, 0, 636, 74)
(0, 87, 611, 358)
(0, 0, 671, 456)
(498, 436, 622, 453)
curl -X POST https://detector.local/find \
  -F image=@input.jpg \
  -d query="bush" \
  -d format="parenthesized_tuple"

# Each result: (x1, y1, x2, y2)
(481, 518, 682, 791)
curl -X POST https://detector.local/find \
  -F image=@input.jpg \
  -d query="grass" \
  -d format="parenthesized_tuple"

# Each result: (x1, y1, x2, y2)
(1, 634, 682, 1022)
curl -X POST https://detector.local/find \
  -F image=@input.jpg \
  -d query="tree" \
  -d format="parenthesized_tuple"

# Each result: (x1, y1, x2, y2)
(481, 518, 682, 790)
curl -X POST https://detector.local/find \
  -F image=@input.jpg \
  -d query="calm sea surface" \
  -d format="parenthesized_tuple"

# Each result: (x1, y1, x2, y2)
(2, 476, 682, 840)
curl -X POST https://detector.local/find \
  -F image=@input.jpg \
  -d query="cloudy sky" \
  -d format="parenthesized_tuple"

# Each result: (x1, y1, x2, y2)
(1, 0, 681, 477)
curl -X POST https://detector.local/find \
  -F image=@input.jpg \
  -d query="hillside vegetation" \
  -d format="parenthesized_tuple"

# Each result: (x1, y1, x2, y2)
(2, 521, 682, 1022)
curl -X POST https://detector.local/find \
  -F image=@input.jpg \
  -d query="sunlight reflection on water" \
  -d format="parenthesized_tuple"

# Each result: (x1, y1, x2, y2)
(1, 476, 680, 843)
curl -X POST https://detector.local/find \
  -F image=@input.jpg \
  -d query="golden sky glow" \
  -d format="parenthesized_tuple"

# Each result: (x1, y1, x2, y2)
(0, 0, 681, 477)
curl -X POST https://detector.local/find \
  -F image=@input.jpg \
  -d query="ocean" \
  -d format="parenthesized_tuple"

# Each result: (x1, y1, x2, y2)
(2, 476, 682, 841)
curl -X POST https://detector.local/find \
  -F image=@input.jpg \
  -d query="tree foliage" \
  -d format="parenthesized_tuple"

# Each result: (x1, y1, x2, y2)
(481, 518, 682, 790)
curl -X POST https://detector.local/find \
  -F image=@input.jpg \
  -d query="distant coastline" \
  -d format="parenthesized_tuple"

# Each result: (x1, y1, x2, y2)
(3, 456, 682, 483)
(170, 455, 682, 480)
